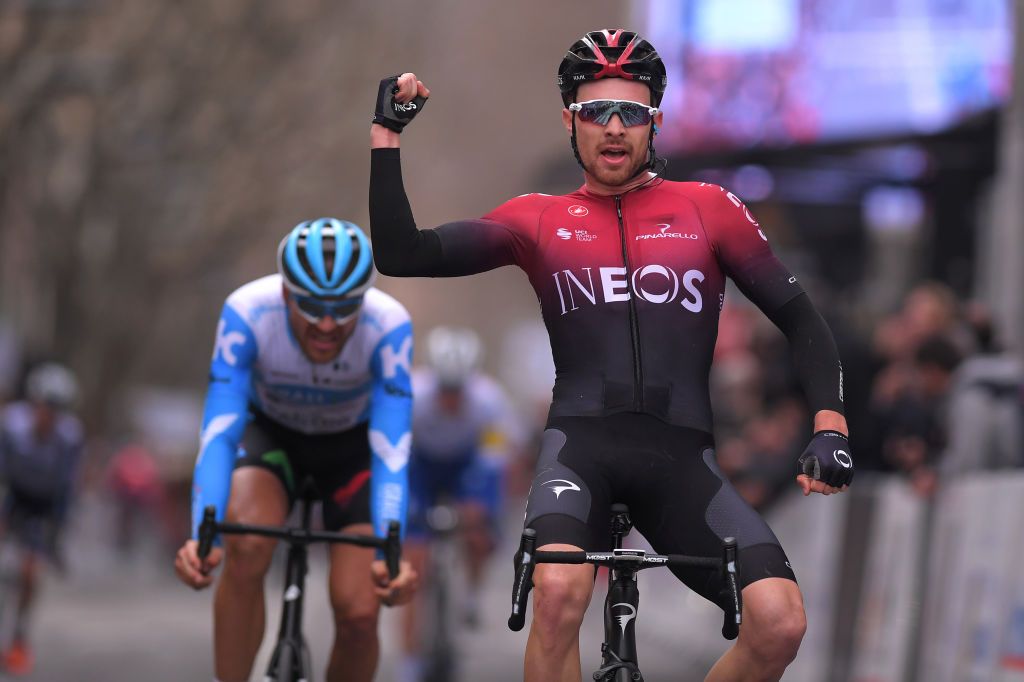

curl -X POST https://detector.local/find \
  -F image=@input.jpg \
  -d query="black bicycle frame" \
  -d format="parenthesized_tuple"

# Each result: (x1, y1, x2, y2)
(597, 506, 643, 681)
(266, 495, 314, 681)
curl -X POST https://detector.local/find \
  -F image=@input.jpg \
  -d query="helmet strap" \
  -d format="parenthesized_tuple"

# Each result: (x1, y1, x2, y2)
(570, 111, 588, 173)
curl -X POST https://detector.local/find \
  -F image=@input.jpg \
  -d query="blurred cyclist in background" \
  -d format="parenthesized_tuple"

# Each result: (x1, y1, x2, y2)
(173, 219, 417, 682)
(399, 327, 521, 682)
(0, 362, 83, 675)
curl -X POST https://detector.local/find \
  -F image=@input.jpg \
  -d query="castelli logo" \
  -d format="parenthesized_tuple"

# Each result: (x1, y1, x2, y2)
(567, 205, 589, 217)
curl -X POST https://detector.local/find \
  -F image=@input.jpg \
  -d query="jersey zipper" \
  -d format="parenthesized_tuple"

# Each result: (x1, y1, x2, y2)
(615, 195, 644, 411)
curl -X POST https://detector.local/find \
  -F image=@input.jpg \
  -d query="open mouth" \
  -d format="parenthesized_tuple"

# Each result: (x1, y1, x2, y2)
(600, 149, 629, 165)
(308, 331, 342, 353)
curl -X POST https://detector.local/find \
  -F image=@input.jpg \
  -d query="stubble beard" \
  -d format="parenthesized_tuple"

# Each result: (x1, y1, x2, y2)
(586, 147, 647, 188)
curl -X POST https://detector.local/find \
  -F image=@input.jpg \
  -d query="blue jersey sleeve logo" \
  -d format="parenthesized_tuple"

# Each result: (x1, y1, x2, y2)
(379, 335, 412, 379)
(212, 304, 255, 367)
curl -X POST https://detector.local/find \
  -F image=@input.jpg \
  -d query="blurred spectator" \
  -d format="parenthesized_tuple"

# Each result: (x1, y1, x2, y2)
(939, 304, 1024, 475)
(105, 442, 175, 555)
(707, 279, 1024, 508)
(0, 363, 84, 675)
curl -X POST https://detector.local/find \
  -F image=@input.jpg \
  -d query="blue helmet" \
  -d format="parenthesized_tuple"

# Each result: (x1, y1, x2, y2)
(277, 218, 376, 298)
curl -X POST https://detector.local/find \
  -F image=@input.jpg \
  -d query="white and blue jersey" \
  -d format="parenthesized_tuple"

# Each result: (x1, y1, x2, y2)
(411, 369, 519, 464)
(191, 274, 413, 540)
(406, 369, 523, 537)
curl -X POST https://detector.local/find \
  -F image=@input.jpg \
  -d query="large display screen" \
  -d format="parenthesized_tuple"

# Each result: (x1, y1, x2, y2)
(641, 0, 1013, 153)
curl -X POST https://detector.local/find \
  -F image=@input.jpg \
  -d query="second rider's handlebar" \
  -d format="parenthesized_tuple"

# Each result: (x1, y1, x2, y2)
(196, 505, 403, 580)
(507, 528, 743, 640)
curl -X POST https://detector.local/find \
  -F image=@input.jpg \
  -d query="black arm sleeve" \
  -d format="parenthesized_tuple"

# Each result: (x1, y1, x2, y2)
(369, 147, 445, 276)
(369, 148, 523, 277)
(764, 292, 845, 415)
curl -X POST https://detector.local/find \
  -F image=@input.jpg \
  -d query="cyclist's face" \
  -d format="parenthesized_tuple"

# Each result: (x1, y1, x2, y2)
(438, 386, 464, 414)
(31, 403, 57, 437)
(563, 79, 663, 188)
(283, 287, 358, 364)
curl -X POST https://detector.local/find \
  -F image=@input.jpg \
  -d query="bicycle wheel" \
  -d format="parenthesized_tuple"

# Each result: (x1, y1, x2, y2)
(421, 550, 458, 681)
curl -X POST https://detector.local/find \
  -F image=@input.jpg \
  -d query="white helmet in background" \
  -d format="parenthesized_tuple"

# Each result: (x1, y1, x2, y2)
(26, 362, 79, 409)
(426, 327, 482, 389)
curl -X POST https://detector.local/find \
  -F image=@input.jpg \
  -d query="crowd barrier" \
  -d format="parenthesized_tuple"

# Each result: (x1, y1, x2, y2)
(766, 471, 1024, 681)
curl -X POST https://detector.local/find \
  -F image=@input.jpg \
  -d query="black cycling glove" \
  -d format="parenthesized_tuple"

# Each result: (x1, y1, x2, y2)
(797, 430, 854, 488)
(372, 75, 427, 132)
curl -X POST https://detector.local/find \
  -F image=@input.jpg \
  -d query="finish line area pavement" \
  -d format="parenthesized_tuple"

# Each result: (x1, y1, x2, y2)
(26, 493, 733, 681)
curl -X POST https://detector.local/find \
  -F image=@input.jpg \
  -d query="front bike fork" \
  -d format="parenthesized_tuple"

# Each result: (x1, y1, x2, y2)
(595, 568, 643, 682)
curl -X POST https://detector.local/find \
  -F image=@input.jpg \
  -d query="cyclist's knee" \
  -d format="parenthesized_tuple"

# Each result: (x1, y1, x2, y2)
(463, 525, 494, 555)
(742, 583, 806, 666)
(221, 535, 275, 581)
(332, 602, 379, 643)
(531, 564, 592, 632)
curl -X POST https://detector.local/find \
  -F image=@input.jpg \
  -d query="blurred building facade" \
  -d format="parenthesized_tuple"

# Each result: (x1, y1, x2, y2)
(0, 0, 628, 430)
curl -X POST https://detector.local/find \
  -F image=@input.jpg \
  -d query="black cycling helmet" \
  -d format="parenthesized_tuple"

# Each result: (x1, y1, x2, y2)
(557, 29, 667, 108)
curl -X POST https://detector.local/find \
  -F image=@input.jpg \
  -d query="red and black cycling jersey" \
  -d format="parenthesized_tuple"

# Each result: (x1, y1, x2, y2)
(370, 148, 843, 433)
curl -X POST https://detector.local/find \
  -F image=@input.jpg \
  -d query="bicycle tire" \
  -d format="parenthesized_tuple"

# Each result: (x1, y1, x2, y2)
(421, 542, 460, 682)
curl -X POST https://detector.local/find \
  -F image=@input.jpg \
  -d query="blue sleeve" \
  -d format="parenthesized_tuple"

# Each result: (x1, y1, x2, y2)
(367, 321, 413, 540)
(191, 303, 257, 538)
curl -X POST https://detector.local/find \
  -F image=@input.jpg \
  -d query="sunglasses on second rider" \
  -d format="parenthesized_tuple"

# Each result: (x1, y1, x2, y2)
(291, 293, 363, 325)
(568, 99, 659, 127)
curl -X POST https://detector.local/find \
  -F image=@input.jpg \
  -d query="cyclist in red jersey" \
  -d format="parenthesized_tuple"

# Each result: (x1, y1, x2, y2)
(368, 29, 853, 682)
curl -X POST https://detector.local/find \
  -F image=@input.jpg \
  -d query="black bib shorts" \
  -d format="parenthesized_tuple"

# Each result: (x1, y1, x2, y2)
(524, 413, 796, 609)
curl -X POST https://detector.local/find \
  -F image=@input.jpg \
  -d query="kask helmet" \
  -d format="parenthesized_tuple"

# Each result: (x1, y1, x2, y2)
(557, 29, 667, 107)
(426, 327, 483, 389)
(277, 218, 376, 298)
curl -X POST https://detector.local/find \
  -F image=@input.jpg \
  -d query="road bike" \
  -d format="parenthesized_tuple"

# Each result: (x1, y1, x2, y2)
(508, 503, 741, 682)
(417, 500, 460, 682)
(197, 481, 401, 682)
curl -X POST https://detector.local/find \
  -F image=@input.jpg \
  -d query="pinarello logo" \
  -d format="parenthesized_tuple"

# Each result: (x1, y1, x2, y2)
(556, 228, 572, 240)
(567, 205, 589, 217)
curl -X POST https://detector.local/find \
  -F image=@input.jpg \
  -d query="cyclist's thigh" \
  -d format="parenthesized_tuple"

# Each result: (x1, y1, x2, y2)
(326, 523, 379, 618)
(625, 421, 795, 608)
(3, 491, 58, 559)
(228, 418, 290, 526)
(308, 423, 373, 532)
(523, 417, 614, 552)
(225, 468, 289, 525)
